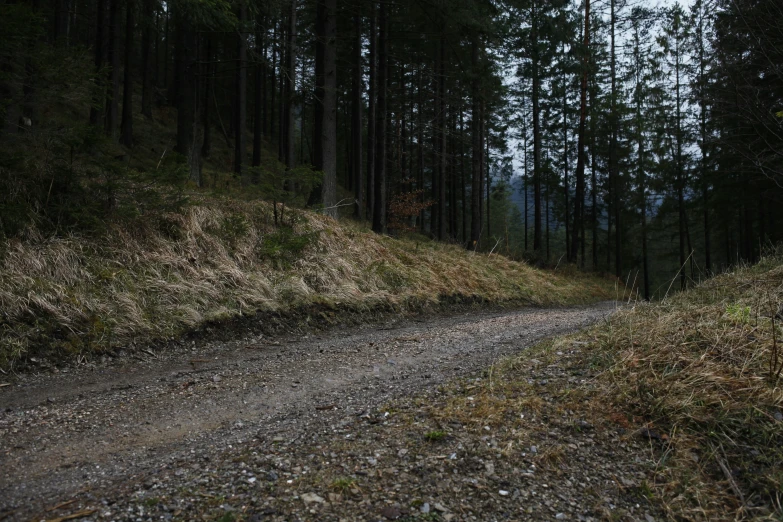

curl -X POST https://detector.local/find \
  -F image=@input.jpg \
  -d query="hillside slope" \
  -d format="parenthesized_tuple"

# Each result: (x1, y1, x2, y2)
(446, 256, 783, 520)
(0, 198, 614, 370)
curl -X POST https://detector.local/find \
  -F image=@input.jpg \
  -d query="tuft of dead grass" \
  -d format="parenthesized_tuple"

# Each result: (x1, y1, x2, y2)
(425, 257, 783, 520)
(581, 258, 783, 520)
(0, 196, 614, 369)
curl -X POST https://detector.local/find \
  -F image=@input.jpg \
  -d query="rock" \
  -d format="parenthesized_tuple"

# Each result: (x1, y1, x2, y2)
(645, 515, 656, 522)
(301, 492, 325, 504)
(433, 503, 448, 512)
(499, 490, 509, 496)
(267, 471, 279, 481)
(380, 505, 401, 519)
(774, 411, 783, 422)
(556, 513, 566, 520)
(247, 477, 256, 484)
(530, 446, 538, 454)
(420, 503, 430, 514)
(397, 449, 408, 457)
(212, 375, 222, 383)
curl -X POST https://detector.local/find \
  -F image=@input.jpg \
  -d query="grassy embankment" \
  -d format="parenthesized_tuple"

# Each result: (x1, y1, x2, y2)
(0, 198, 615, 370)
(438, 256, 783, 520)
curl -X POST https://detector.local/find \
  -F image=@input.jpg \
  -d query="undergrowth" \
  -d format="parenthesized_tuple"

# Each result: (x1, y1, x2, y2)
(0, 196, 614, 370)
(455, 256, 783, 520)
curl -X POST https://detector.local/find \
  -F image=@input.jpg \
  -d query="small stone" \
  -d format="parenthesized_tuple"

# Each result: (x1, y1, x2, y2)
(433, 503, 448, 512)
(556, 514, 566, 520)
(774, 411, 783, 422)
(645, 515, 656, 522)
(301, 492, 325, 504)
(530, 446, 538, 454)
(420, 503, 430, 514)
(499, 490, 509, 496)
(380, 506, 401, 520)
(212, 375, 222, 383)
(247, 477, 256, 484)
(397, 449, 408, 457)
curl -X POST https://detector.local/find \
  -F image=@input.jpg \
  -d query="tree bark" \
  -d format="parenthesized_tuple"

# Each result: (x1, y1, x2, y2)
(284, 0, 297, 170)
(366, 3, 376, 221)
(469, 37, 481, 251)
(571, 0, 589, 264)
(531, 0, 542, 253)
(371, 0, 388, 232)
(140, 0, 154, 119)
(351, 14, 364, 219)
(234, 5, 247, 177)
(120, 0, 134, 147)
(437, 36, 447, 241)
(89, 0, 106, 126)
(321, 0, 338, 218)
(252, 21, 263, 167)
(105, 0, 120, 137)
(174, 8, 198, 184)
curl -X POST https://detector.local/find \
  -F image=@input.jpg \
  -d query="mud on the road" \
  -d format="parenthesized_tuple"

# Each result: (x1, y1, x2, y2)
(0, 302, 644, 521)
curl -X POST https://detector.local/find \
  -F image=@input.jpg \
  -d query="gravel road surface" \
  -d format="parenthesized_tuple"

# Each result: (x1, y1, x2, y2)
(0, 303, 622, 521)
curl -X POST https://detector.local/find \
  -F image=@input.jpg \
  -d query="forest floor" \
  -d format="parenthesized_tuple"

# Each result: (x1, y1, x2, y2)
(0, 301, 664, 522)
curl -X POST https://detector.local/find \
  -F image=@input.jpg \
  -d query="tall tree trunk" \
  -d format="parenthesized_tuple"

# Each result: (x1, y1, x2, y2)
(531, 0, 542, 253)
(163, 4, 169, 92)
(270, 22, 277, 143)
(252, 21, 263, 167)
(105, 0, 120, 137)
(562, 47, 570, 263)
(437, 36, 447, 240)
(90, 0, 106, 126)
(674, 22, 686, 289)
(486, 130, 491, 241)
(371, 0, 388, 232)
(609, 0, 621, 277)
(174, 7, 198, 184)
(571, 0, 589, 264)
(202, 36, 213, 158)
(590, 85, 598, 269)
(546, 181, 550, 261)
(140, 0, 154, 119)
(120, 0, 134, 147)
(366, 4, 377, 221)
(417, 66, 425, 233)
(284, 0, 297, 170)
(277, 22, 286, 162)
(460, 105, 467, 245)
(523, 125, 529, 251)
(352, 12, 364, 219)
(321, 0, 338, 218)
(234, 5, 247, 176)
(469, 37, 481, 250)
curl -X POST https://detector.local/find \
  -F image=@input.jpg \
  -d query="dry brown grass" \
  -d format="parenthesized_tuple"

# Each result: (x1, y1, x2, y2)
(425, 257, 783, 520)
(0, 196, 613, 369)
(581, 258, 783, 520)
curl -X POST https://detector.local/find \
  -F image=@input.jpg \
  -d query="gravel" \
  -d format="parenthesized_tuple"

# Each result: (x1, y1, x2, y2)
(0, 302, 655, 521)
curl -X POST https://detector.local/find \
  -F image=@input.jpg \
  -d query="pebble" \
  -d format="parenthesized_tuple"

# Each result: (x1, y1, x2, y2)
(301, 493, 325, 504)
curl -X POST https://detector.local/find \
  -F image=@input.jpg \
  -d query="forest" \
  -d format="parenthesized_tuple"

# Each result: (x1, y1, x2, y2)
(1, 0, 781, 299)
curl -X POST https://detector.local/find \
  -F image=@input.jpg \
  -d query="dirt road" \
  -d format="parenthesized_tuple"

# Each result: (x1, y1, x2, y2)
(0, 303, 620, 521)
